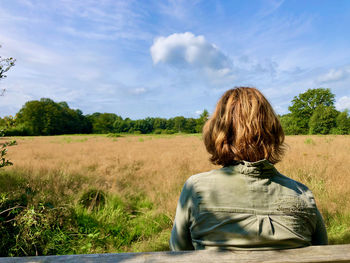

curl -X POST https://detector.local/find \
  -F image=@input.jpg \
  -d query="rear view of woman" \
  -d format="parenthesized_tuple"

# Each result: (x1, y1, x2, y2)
(170, 87, 328, 250)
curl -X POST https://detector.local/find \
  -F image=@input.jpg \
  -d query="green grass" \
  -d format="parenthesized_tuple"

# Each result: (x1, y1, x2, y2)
(0, 169, 172, 256)
(304, 138, 315, 145)
(324, 210, 350, 244)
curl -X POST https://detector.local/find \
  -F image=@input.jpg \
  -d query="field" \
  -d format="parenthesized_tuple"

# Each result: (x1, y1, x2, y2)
(1, 134, 350, 255)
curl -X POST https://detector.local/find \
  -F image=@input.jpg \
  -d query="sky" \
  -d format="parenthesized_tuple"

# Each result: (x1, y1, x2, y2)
(0, 0, 350, 119)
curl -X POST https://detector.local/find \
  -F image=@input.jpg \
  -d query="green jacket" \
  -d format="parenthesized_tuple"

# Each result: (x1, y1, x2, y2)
(170, 159, 328, 251)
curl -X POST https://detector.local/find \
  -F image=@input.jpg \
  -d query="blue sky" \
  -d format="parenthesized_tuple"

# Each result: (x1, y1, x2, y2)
(0, 0, 349, 119)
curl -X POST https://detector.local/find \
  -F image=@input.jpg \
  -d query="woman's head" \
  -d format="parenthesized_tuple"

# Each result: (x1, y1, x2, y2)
(203, 87, 285, 166)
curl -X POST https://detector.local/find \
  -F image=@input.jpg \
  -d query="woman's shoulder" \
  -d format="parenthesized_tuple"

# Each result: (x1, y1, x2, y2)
(273, 172, 311, 192)
(185, 170, 215, 185)
(186, 168, 229, 183)
(272, 171, 317, 207)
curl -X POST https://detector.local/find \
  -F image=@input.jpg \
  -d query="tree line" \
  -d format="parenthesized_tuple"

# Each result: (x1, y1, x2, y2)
(0, 98, 209, 136)
(0, 88, 349, 136)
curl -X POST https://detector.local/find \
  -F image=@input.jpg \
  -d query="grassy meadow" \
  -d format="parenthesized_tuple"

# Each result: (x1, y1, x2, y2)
(0, 134, 349, 256)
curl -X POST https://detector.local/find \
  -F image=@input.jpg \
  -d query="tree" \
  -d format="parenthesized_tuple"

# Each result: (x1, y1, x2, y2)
(173, 116, 186, 133)
(166, 118, 175, 131)
(134, 118, 153, 134)
(0, 45, 16, 96)
(113, 117, 134, 133)
(153, 118, 167, 130)
(309, 105, 338, 134)
(87, 113, 121, 134)
(196, 109, 209, 133)
(279, 114, 302, 135)
(16, 98, 90, 135)
(333, 110, 350, 134)
(288, 88, 335, 134)
(184, 118, 197, 133)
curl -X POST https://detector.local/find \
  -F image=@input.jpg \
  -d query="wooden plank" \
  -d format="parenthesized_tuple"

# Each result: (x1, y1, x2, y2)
(0, 244, 350, 263)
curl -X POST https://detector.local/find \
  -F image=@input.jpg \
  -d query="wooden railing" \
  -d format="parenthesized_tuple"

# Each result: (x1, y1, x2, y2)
(0, 244, 349, 263)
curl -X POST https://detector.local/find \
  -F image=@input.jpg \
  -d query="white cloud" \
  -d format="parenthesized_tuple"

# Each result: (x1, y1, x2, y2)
(317, 68, 350, 84)
(336, 96, 350, 111)
(150, 32, 231, 71)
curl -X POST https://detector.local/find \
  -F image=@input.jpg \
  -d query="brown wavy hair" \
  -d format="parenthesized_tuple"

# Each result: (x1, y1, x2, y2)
(203, 87, 285, 166)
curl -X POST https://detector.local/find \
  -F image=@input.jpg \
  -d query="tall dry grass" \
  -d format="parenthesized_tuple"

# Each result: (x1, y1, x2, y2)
(3, 134, 350, 246)
(276, 135, 350, 215)
(3, 135, 215, 215)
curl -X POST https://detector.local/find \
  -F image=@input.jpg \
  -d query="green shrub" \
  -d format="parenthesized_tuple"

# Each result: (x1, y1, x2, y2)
(4, 124, 30, 136)
(161, 129, 176, 134)
(0, 171, 172, 256)
(153, 129, 162, 134)
(79, 189, 106, 211)
(106, 133, 122, 138)
(304, 138, 315, 145)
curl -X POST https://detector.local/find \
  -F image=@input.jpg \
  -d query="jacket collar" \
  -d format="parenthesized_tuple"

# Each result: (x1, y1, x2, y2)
(226, 159, 277, 177)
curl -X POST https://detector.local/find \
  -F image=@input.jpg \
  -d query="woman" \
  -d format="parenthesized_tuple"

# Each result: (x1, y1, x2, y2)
(170, 87, 328, 251)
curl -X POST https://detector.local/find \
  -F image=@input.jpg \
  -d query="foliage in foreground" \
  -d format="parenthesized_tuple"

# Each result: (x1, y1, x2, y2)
(0, 129, 16, 168)
(0, 170, 172, 256)
(0, 169, 349, 256)
(324, 211, 350, 245)
(0, 44, 16, 96)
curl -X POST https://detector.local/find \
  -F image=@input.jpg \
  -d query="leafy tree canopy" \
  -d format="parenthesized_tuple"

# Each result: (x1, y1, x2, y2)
(309, 105, 338, 135)
(333, 110, 350, 135)
(16, 98, 91, 135)
(288, 88, 336, 134)
(87, 113, 121, 134)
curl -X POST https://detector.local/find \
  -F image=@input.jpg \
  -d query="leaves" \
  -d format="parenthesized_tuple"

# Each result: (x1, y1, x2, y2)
(15, 99, 92, 135)
(0, 128, 17, 168)
(283, 88, 340, 135)
(0, 45, 16, 81)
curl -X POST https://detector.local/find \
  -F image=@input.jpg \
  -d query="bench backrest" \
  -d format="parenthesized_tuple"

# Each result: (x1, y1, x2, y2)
(0, 244, 349, 263)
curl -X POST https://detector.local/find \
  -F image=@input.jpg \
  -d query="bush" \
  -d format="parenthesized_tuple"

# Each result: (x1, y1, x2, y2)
(153, 129, 162, 134)
(161, 129, 176, 134)
(4, 124, 30, 136)
(0, 173, 171, 256)
(106, 133, 122, 138)
(79, 189, 106, 210)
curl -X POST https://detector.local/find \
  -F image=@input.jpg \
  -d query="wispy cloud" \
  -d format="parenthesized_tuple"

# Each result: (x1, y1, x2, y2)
(157, 0, 201, 21)
(54, 0, 152, 41)
(0, 35, 62, 66)
(316, 67, 350, 84)
(256, 0, 285, 18)
(336, 96, 350, 111)
(130, 87, 147, 95)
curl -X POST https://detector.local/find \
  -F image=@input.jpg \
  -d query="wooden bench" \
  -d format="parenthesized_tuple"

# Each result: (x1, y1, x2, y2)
(0, 244, 349, 263)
